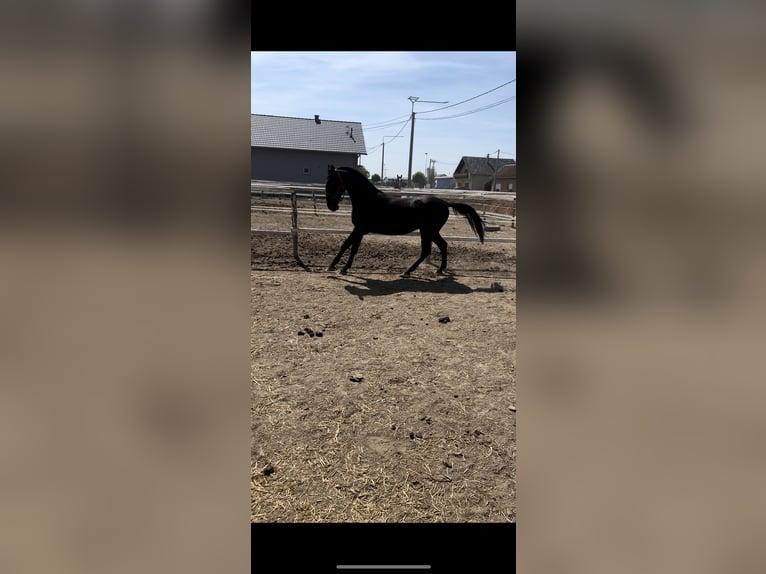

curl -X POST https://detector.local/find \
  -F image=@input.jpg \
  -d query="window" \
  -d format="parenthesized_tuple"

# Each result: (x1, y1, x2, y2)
(303, 167, 310, 175)
(508, 183, 513, 191)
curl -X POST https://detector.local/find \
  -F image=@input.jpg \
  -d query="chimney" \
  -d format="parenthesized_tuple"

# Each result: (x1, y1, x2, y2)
(314, 115, 321, 124)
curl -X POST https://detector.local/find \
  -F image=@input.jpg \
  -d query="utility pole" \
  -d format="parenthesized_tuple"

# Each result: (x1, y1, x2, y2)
(490, 149, 500, 192)
(407, 96, 447, 187)
(428, 158, 435, 187)
(381, 135, 402, 180)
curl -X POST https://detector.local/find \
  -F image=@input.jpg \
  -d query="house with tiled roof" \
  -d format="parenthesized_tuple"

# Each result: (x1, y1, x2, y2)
(452, 156, 515, 190)
(251, 114, 367, 183)
(494, 163, 516, 192)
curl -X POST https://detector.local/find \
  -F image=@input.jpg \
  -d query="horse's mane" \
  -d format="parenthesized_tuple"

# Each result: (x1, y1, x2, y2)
(337, 166, 383, 195)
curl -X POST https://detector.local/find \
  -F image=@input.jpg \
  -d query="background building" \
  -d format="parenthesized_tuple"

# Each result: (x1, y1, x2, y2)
(251, 114, 367, 183)
(433, 174, 455, 189)
(452, 156, 515, 190)
(493, 163, 516, 192)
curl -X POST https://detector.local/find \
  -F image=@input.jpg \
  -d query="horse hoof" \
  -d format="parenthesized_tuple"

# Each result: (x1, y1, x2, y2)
(401, 272, 410, 278)
(327, 266, 336, 272)
(340, 268, 348, 275)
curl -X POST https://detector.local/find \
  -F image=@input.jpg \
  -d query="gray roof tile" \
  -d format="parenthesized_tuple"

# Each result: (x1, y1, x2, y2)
(251, 114, 367, 154)
(454, 156, 515, 177)
(496, 164, 516, 178)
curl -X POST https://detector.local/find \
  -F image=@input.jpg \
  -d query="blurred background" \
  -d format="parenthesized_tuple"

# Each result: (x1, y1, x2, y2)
(0, 1, 250, 573)
(4, 1, 766, 572)
(519, 3, 766, 573)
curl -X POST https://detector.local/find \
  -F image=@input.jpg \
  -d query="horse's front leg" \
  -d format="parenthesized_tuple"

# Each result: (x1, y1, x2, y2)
(340, 230, 365, 275)
(328, 228, 362, 272)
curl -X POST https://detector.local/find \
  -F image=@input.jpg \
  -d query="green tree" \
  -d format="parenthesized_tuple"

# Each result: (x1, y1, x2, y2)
(371, 173, 381, 183)
(357, 165, 370, 179)
(412, 171, 427, 188)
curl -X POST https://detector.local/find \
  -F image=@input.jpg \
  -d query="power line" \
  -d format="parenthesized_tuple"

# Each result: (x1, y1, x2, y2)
(418, 79, 515, 115)
(365, 113, 412, 128)
(364, 118, 410, 132)
(392, 116, 411, 139)
(419, 96, 515, 121)
(363, 80, 515, 177)
(370, 80, 514, 130)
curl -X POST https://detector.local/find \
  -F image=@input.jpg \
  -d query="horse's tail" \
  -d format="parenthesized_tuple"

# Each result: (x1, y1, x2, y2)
(450, 203, 485, 243)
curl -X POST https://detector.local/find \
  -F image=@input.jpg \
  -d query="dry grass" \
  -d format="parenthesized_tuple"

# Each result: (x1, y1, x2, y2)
(251, 221, 516, 523)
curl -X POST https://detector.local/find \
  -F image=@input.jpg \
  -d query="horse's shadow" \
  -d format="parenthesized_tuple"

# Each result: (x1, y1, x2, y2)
(329, 273, 503, 300)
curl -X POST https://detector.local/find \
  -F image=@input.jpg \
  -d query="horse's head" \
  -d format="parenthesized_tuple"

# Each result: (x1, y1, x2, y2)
(325, 164, 345, 212)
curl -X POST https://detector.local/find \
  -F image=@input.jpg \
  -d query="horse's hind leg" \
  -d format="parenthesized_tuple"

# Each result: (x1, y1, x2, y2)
(328, 229, 361, 271)
(433, 233, 449, 275)
(403, 232, 433, 277)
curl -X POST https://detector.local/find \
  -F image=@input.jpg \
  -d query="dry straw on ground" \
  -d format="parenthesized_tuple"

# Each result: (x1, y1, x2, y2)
(251, 205, 516, 523)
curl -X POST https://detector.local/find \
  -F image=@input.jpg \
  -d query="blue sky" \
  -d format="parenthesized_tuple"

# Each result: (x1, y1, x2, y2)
(251, 51, 516, 179)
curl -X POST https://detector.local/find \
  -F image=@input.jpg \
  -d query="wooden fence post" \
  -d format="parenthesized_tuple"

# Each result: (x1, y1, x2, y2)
(511, 199, 516, 229)
(290, 191, 307, 269)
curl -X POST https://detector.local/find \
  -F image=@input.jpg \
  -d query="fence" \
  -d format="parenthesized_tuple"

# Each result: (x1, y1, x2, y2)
(251, 183, 516, 268)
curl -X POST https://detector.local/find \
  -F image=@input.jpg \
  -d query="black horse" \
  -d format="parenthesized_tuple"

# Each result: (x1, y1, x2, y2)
(325, 165, 485, 276)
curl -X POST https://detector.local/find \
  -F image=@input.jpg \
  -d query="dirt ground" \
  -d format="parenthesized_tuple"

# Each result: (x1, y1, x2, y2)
(251, 203, 516, 523)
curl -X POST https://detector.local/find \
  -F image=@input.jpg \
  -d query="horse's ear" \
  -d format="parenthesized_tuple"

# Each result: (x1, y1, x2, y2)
(328, 164, 335, 175)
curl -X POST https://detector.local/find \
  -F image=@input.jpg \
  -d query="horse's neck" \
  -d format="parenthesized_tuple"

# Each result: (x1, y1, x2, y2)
(346, 181, 381, 205)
